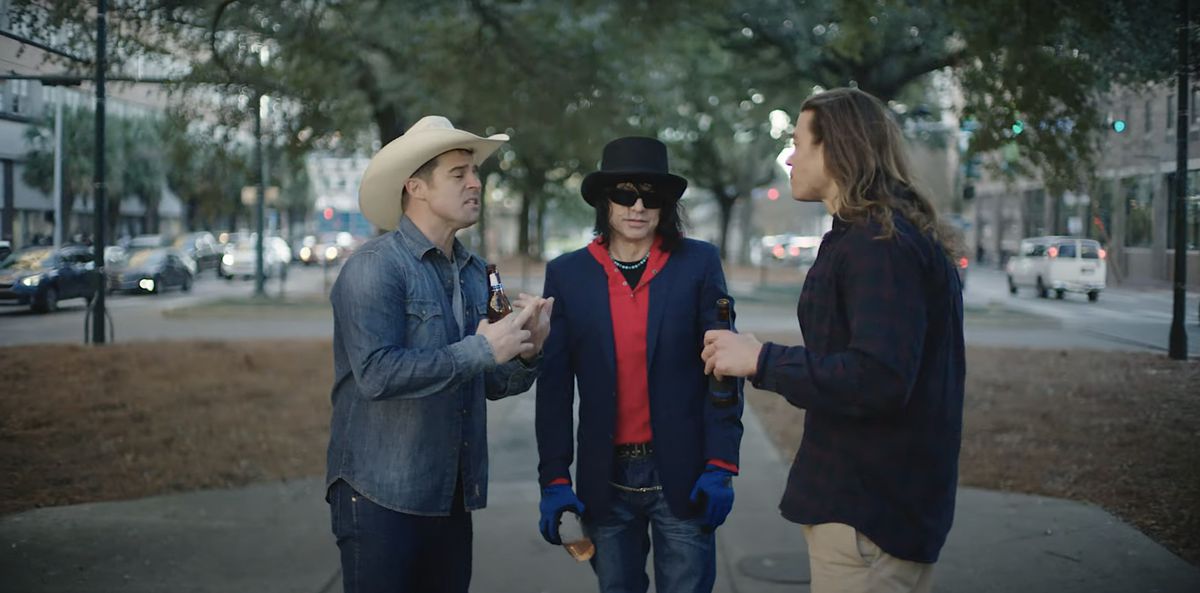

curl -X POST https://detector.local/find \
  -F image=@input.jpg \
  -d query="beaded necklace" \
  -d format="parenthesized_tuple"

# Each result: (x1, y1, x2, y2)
(610, 251, 649, 270)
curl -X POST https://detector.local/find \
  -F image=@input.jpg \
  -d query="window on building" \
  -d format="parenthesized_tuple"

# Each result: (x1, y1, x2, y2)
(1025, 188, 1047, 237)
(1090, 182, 1113, 242)
(1166, 170, 1200, 251)
(1125, 176, 1154, 248)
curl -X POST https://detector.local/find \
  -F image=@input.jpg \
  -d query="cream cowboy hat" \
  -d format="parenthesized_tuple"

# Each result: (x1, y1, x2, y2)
(358, 115, 510, 230)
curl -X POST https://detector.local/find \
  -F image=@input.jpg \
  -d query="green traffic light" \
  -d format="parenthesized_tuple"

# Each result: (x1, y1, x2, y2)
(1112, 119, 1127, 133)
(1011, 120, 1024, 135)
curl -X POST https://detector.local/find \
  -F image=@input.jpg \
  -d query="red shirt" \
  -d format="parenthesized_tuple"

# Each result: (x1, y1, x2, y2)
(587, 236, 670, 445)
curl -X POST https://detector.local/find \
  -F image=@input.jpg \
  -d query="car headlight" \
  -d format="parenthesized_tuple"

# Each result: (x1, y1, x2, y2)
(324, 246, 339, 260)
(20, 274, 42, 287)
(300, 246, 312, 260)
(222, 253, 234, 266)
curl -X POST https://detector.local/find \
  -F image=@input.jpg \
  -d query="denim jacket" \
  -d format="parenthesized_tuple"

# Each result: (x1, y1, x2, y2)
(326, 215, 540, 516)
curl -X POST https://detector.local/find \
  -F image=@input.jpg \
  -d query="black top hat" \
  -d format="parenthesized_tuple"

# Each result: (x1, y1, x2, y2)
(581, 137, 688, 207)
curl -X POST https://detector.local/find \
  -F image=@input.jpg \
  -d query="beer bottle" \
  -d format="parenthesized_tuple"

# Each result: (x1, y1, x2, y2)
(486, 264, 513, 322)
(709, 298, 738, 408)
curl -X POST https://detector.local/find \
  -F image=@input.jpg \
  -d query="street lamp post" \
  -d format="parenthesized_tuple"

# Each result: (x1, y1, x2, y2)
(253, 45, 270, 298)
(91, 0, 108, 344)
(1168, 0, 1189, 360)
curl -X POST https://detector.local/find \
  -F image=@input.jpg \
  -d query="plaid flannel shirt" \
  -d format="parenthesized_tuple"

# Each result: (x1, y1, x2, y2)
(752, 213, 965, 563)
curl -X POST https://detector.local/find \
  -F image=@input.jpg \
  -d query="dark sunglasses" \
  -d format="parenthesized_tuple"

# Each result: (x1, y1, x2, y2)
(605, 183, 666, 209)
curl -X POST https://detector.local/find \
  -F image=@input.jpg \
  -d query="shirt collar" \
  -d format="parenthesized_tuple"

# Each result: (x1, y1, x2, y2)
(396, 214, 474, 268)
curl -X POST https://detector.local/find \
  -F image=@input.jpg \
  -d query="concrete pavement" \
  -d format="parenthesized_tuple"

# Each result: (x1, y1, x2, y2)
(2, 394, 1198, 593)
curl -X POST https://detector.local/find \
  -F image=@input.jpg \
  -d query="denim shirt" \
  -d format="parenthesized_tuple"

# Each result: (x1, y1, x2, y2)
(326, 215, 540, 516)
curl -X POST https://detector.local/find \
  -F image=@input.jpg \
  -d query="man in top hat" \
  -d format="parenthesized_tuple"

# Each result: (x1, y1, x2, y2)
(534, 136, 744, 593)
(326, 115, 553, 593)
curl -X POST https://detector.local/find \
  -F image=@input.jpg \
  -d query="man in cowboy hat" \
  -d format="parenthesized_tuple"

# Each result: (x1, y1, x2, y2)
(326, 115, 553, 593)
(535, 136, 744, 593)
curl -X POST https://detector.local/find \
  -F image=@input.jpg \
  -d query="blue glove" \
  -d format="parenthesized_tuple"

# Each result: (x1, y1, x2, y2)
(539, 484, 585, 545)
(689, 465, 735, 530)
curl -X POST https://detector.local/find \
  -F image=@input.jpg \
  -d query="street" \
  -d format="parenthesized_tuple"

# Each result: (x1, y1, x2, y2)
(3, 260, 1198, 358)
(963, 266, 1200, 356)
(0, 264, 338, 347)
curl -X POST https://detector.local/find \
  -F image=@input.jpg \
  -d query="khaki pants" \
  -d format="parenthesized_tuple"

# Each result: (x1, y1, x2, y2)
(801, 523, 934, 593)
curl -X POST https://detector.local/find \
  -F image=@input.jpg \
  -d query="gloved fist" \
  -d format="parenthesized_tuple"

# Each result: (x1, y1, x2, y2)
(689, 465, 735, 530)
(538, 484, 585, 545)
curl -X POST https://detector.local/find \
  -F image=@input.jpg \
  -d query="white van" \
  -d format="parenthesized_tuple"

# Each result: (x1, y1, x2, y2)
(1005, 236, 1107, 302)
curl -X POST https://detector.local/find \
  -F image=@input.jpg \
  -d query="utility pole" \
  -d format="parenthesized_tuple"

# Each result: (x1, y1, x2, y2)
(254, 91, 266, 298)
(1169, 0, 1190, 360)
(52, 88, 62, 248)
(91, 0, 108, 344)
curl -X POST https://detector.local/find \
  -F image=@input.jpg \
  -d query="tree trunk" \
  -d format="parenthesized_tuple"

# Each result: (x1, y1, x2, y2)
(716, 193, 735, 261)
(518, 189, 532, 257)
(535, 194, 546, 259)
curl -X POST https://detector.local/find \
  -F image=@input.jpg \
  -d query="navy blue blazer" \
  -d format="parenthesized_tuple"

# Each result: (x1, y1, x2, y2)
(535, 238, 744, 520)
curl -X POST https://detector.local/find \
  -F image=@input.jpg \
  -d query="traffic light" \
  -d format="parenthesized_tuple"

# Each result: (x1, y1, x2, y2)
(1011, 120, 1024, 136)
(323, 207, 334, 220)
(1112, 119, 1127, 133)
(767, 188, 780, 201)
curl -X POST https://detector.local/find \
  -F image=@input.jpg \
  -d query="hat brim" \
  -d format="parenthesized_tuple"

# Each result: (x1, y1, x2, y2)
(359, 129, 509, 231)
(580, 171, 688, 207)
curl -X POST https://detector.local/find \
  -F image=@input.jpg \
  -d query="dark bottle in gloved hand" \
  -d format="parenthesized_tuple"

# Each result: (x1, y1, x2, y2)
(708, 298, 738, 408)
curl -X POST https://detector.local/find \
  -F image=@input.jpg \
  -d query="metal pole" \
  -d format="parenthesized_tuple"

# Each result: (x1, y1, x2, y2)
(52, 91, 62, 248)
(1169, 0, 1189, 360)
(91, 0, 108, 345)
(254, 92, 266, 297)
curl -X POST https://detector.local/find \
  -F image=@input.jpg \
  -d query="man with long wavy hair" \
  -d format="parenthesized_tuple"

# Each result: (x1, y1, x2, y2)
(702, 87, 965, 593)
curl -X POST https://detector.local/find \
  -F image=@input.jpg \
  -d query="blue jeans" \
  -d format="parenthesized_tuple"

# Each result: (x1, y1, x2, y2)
(329, 479, 472, 593)
(587, 456, 716, 593)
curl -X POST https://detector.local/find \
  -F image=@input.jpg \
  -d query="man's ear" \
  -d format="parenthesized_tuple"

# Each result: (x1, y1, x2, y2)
(404, 177, 424, 200)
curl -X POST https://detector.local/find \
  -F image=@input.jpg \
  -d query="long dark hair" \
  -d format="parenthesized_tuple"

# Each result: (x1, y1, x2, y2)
(592, 197, 685, 252)
(801, 88, 960, 258)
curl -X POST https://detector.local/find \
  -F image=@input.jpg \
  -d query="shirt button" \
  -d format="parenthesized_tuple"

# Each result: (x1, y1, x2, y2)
(622, 281, 627, 286)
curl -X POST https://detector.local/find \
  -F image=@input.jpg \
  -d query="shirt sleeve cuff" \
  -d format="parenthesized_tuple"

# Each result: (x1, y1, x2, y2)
(517, 351, 543, 369)
(751, 341, 778, 389)
(451, 334, 497, 376)
(547, 477, 571, 486)
(706, 459, 739, 475)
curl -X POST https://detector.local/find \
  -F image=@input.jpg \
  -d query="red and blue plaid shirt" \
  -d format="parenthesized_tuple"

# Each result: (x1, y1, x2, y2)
(752, 213, 965, 563)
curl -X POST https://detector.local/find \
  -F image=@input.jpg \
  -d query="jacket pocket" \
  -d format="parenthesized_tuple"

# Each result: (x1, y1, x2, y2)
(405, 298, 444, 344)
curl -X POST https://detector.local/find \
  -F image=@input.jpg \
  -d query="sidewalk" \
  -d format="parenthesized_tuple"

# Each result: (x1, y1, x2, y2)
(2, 393, 1197, 593)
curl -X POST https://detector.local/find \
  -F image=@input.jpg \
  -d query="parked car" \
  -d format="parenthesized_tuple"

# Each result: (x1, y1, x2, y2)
(125, 234, 169, 250)
(0, 245, 98, 313)
(220, 235, 289, 280)
(107, 248, 194, 294)
(0, 240, 11, 262)
(173, 232, 223, 275)
(1006, 236, 1107, 301)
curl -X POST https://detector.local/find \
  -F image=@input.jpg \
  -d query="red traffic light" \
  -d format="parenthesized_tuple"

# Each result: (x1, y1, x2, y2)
(767, 188, 780, 201)
(323, 207, 334, 220)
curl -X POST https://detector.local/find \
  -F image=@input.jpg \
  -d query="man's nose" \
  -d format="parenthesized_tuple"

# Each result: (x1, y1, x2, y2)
(466, 170, 482, 189)
(631, 198, 646, 212)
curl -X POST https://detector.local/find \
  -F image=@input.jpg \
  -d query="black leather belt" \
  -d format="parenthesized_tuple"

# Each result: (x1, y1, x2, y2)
(614, 442, 654, 458)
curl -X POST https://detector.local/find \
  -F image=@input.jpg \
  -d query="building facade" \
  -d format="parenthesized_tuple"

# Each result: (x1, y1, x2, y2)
(1, 3, 183, 250)
(969, 82, 1200, 288)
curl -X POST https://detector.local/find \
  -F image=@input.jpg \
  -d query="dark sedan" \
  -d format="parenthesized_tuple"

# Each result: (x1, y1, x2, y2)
(0, 245, 98, 313)
(107, 248, 193, 294)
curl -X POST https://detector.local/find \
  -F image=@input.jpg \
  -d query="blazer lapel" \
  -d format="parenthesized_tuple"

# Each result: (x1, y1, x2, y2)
(645, 256, 676, 368)
(580, 257, 618, 377)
